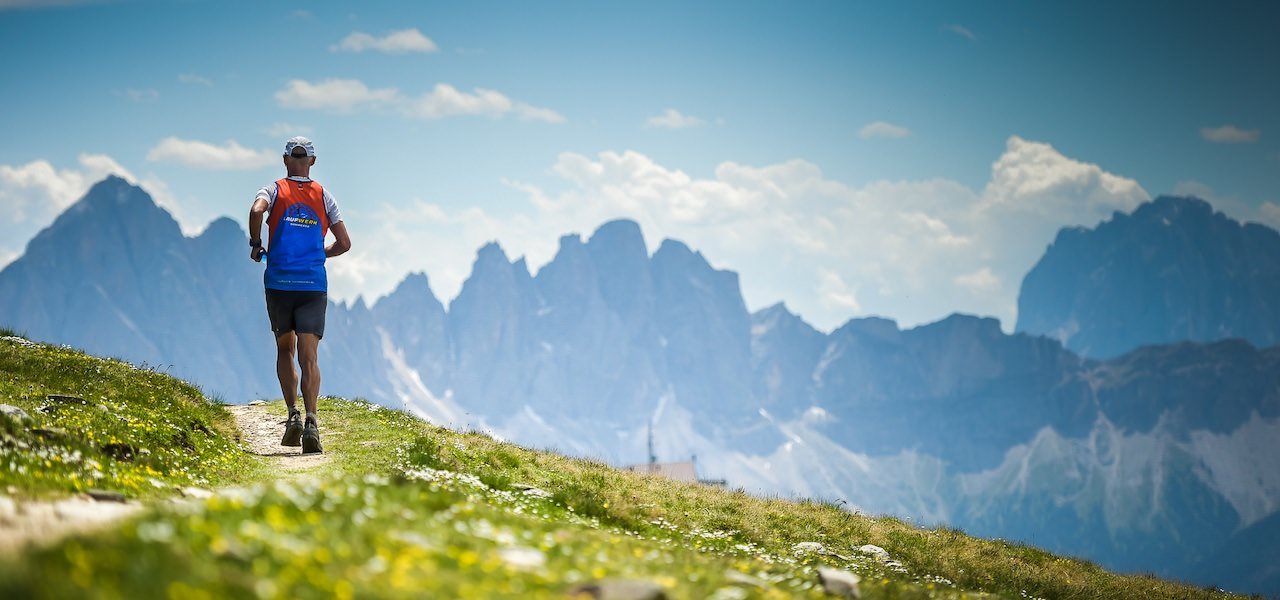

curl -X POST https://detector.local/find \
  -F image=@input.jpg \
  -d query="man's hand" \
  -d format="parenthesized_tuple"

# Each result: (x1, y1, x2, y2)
(250, 246, 266, 262)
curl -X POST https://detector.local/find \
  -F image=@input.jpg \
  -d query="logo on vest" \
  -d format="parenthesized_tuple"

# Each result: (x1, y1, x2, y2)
(283, 203, 319, 227)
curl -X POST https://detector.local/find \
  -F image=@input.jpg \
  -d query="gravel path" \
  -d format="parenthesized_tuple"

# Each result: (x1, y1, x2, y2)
(227, 402, 333, 475)
(0, 495, 142, 555)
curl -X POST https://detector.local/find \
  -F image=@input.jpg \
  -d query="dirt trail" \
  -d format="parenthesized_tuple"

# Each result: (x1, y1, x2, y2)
(0, 495, 142, 555)
(227, 402, 333, 476)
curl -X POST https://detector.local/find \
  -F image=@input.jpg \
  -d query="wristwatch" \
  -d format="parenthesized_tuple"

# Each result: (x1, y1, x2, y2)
(249, 238, 262, 247)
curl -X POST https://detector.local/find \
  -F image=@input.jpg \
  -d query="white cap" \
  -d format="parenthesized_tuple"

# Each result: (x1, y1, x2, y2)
(284, 136, 315, 157)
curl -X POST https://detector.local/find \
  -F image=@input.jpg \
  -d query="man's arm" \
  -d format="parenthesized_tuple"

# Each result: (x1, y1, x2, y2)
(248, 198, 269, 260)
(326, 221, 352, 258)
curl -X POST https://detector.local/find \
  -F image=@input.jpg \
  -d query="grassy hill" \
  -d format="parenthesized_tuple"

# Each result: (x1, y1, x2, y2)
(0, 333, 1250, 599)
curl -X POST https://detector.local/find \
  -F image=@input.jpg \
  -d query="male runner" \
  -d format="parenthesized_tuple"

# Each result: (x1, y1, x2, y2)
(248, 136, 351, 454)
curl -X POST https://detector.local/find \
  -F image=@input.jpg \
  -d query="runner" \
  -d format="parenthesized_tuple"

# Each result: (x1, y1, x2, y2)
(247, 136, 351, 454)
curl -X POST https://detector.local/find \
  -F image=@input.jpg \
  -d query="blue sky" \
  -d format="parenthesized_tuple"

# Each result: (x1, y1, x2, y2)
(2, 0, 1277, 331)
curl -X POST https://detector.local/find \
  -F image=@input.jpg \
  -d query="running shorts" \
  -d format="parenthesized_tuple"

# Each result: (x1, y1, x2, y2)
(264, 289, 328, 338)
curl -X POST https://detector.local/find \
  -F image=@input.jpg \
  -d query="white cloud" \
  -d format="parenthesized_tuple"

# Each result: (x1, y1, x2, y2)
(403, 84, 563, 122)
(859, 121, 911, 139)
(116, 88, 158, 102)
(979, 135, 1147, 221)
(647, 109, 704, 129)
(954, 267, 1000, 294)
(818, 269, 861, 312)
(275, 79, 563, 123)
(0, 154, 137, 265)
(145, 137, 277, 170)
(514, 103, 567, 124)
(506, 138, 1143, 331)
(275, 78, 401, 113)
(323, 137, 1153, 333)
(1260, 203, 1280, 230)
(1200, 125, 1260, 143)
(0, 248, 17, 271)
(0, 154, 135, 220)
(332, 28, 438, 54)
(178, 73, 212, 86)
(0, 155, 219, 267)
(942, 24, 977, 41)
(403, 84, 511, 119)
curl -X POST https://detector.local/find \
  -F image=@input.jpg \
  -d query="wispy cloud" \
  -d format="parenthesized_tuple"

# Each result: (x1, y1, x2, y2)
(1260, 202, 1280, 230)
(275, 79, 401, 112)
(942, 24, 977, 42)
(1, 154, 136, 265)
(332, 28, 438, 54)
(859, 121, 911, 139)
(818, 269, 861, 312)
(178, 73, 212, 86)
(954, 267, 1000, 294)
(337, 136, 1144, 331)
(275, 78, 564, 123)
(513, 103, 567, 124)
(1200, 125, 1260, 143)
(115, 88, 158, 102)
(145, 137, 276, 170)
(647, 108, 704, 129)
(403, 84, 510, 119)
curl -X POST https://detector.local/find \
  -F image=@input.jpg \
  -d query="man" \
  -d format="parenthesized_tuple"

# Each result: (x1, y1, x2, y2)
(248, 136, 351, 454)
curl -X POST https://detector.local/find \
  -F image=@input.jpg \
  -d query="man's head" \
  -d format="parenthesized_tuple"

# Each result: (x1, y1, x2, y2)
(283, 136, 316, 174)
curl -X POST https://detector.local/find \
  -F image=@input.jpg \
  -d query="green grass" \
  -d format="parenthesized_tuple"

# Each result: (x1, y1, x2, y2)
(0, 335, 266, 499)
(0, 334, 1256, 599)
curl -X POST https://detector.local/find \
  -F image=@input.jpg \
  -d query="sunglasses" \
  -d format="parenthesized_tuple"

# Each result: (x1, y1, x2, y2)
(287, 152, 311, 159)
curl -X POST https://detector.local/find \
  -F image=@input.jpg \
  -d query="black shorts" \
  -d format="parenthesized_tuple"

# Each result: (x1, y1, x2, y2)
(264, 289, 327, 338)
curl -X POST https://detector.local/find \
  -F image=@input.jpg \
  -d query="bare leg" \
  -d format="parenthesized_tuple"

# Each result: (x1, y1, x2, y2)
(297, 333, 321, 417)
(275, 332, 299, 413)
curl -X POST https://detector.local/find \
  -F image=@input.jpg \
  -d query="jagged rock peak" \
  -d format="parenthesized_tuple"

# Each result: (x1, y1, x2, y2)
(558, 233, 585, 249)
(1140, 195, 1215, 218)
(73, 175, 155, 214)
(587, 219, 648, 256)
(475, 241, 510, 264)
(755, 302, 794, 320)
(754, 302, 810, 327)
(372, 271, 444, 314)
(652, 238, 717, 274)
(915, 313, 1004, 337)
(392, 272, 433, 296)
(195, 217, 245, 243)
(655, 237, 694, 258)
(752, 302, 824, 340)
(833, 315, 900, 340)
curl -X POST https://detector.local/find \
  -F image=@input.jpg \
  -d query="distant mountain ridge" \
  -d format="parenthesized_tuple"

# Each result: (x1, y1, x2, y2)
(1017, 195, 1280, 358)
(2, 177, 1279, 595)
(0, 176, 275, 400)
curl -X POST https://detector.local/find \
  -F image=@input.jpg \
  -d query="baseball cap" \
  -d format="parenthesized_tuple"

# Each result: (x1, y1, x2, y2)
(284, 136, 315, 157)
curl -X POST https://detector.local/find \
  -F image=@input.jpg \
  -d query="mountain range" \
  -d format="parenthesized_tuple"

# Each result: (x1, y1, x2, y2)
(1017, 195, 1280, 358)
(2, 176, 1278, 596)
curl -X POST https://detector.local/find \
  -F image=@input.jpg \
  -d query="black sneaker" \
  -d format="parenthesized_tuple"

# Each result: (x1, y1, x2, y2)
(281, 409, 303, 447)
(301, 416, 323, 454)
